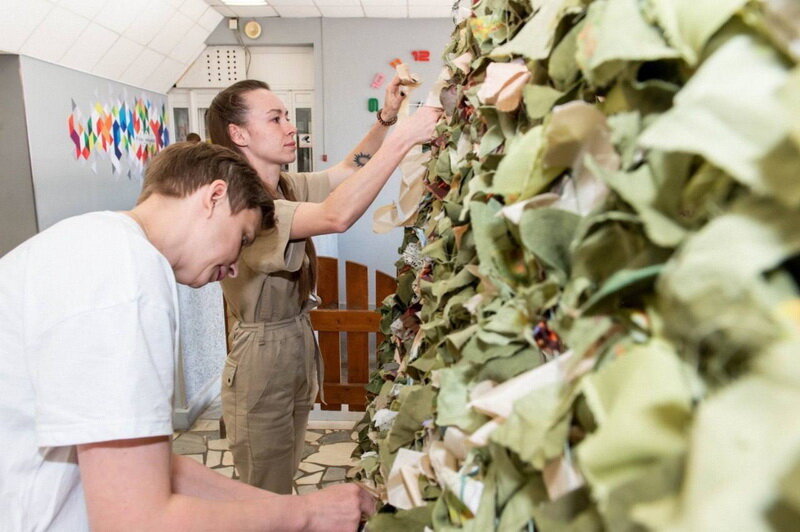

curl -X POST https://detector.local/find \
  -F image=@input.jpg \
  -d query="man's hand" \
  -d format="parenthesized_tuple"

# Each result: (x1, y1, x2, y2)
(381, 76, 406, 122)
(77, 437, 305, 531)
(297, 484, 377, 531)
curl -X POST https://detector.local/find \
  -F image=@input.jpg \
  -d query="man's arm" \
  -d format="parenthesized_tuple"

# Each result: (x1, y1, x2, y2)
(77, 436, 374, 531)
(325, 76, 406, 189)
(171, 453, 271, 501)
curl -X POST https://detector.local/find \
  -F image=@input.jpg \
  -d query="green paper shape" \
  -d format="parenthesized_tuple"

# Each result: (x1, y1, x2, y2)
(577, 0, 680, 87)
(639, 35, 798, 207)
(577, 340, 693, 501)
(647, 0, 749, 65)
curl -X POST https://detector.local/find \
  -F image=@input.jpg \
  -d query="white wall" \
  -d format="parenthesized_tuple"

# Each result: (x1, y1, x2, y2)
(8, 55, 226, 428)
(17, 56, 163, 230)
(0, 55, 38, 256)
(320, 18, 453, 278)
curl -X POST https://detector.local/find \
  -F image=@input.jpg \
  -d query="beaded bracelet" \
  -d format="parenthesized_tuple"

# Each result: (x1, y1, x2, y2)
(376, 108, 398, 127)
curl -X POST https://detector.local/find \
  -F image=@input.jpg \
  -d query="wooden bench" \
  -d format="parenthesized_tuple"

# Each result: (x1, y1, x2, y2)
(312, 257, 396, 411)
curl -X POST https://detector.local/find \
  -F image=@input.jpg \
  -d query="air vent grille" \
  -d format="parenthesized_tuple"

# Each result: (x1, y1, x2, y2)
(175, 46, 245, 88)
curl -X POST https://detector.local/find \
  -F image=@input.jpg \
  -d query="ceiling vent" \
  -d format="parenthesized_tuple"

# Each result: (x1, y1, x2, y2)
(175, 46, 246, 88)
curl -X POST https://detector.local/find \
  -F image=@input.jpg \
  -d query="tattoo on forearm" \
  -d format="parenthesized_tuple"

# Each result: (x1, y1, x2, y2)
(354, 152, 372, 167)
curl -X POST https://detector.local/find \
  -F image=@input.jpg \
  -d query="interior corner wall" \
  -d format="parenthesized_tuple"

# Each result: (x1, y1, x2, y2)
(0, 55, 38, 256)
(11, 56, 225, 429)
(320, 18, 454, 280)
(206, 17, 454, 285)
(17, 56, 161, 231)
(204, 19, 341, 261)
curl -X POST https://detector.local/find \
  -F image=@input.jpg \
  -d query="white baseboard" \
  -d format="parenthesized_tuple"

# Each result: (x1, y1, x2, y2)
(173, 377, 220, 430)
(309, 404, 365, 423)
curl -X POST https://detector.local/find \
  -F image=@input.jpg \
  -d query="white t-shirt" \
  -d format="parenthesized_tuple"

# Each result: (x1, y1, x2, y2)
(0, 211, 179, 531)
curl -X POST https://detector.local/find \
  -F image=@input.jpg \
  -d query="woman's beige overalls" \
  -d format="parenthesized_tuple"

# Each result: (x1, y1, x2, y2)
(220, 171, 328, 494)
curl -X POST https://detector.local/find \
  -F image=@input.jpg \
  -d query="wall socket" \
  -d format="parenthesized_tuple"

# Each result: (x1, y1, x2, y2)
(228, 18, 239, 30)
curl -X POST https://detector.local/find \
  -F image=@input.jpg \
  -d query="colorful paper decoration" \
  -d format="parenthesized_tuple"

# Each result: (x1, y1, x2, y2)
(371, 73, 386, 89)
(411, 50, 430, 62)
(389, 58, 403, 68)
(67, 95, 169, 179)
(368, 98, 379, 112)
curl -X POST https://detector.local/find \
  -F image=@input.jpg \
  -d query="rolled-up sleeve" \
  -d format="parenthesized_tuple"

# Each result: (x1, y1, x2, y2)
(241, 199, 305, 274)
(283, 170, 331, 203)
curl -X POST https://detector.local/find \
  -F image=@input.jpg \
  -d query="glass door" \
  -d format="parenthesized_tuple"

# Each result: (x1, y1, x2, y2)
(173, 108, 190, 141)
(294, 91, 313, 173)
(197, 108, 210, 141)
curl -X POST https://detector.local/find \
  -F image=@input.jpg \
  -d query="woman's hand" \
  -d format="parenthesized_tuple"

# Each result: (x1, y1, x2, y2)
(381, 76, 406, 122)
(390, 106, 443, 148)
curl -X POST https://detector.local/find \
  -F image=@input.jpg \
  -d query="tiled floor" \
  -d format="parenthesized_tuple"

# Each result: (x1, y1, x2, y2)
(171, 399, 361, 494)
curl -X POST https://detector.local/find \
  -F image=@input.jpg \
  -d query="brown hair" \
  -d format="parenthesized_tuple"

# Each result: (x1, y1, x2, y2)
(207, 80, 317, 305)
(138, 141, 275, 230)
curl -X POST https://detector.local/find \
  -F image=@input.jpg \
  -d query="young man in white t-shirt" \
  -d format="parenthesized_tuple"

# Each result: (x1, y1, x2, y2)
(0, 142, 375, 531)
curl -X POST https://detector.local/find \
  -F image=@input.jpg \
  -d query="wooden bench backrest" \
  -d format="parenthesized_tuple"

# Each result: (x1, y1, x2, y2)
(311, 257, 396, 410)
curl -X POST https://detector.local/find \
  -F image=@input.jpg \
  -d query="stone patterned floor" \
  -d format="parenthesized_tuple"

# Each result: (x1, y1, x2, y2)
(172, 402, 360, 494)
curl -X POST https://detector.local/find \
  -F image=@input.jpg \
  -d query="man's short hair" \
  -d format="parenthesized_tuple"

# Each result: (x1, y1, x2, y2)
(138, 142, 274, 229)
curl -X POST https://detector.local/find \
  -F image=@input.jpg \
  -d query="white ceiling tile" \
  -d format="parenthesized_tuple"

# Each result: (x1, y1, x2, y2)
(317, 6, 363, 16)
(169, 24, 209, 63)
(59, 0, 107, 20)
(169, 0, 185, 7)
(148, 10, 194, 55)
(211, 5, 236, 16)
(120, 47, 165, 88)
(0, 0, 54, 53)
(361, 0, 406, 6)
(314, 0, 360, 5)
(179, 0, 210, 20)
(273, 5, 321, 16)
(20, 6, 90, 63)
(198, 6, 224, 31)
(408, 5, 451, 16)
(363, 5, 406, 17)
(229, 6, 278, 17)
(124, 3, 174, 46)
(267, 0, 314, 5)
(143, 56, 185, 93)
(60, 22, 118, 72)
(93, 0, 146, 34)
(93, 36, 144, 80)
(407, 0, 451, 4)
